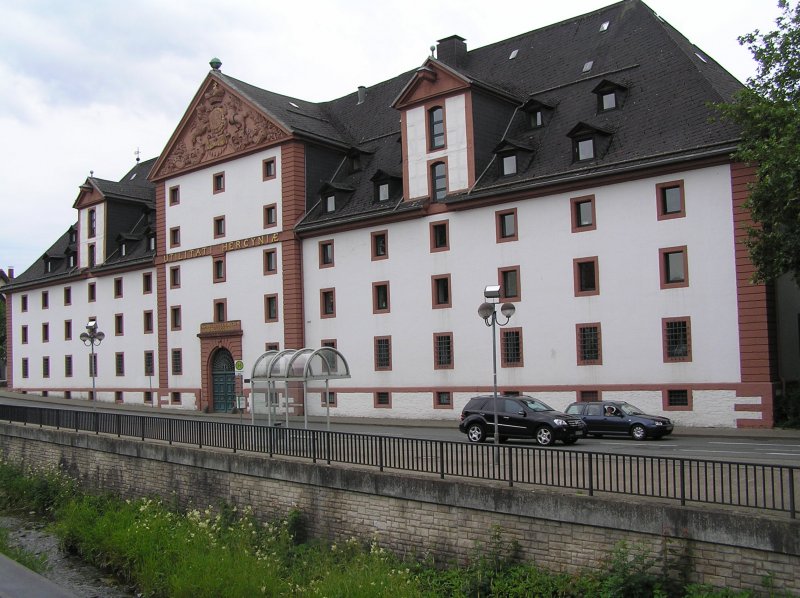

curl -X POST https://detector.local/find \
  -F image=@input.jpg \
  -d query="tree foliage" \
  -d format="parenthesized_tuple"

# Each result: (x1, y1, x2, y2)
(717, 0, 800, 283)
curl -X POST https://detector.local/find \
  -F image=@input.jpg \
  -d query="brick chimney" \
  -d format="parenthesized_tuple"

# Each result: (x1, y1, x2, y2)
(436, 35, 467, 68)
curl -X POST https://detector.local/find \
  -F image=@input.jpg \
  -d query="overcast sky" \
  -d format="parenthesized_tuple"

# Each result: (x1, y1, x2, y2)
(0, 0, 783, 275)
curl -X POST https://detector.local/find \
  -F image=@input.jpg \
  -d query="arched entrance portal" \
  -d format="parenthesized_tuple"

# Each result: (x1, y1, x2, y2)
(211, 349, 236, 413)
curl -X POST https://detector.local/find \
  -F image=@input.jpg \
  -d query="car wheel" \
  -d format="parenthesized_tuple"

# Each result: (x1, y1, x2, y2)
(631, 424, 647, 441)
(562, 437, 578, 445)
(535, 426, 554, 446)
(466, 423, 486, 443)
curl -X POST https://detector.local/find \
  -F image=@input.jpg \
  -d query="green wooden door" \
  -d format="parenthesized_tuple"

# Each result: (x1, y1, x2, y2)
(212, 350, 235, 413)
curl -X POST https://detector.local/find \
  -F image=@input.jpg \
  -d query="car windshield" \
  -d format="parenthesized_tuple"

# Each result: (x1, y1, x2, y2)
(619, 403, 645, 416)
(520, 399, 554, 412)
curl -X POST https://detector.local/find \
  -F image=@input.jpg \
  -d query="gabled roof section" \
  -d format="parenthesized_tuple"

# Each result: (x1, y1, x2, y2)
(150, 70, 292, 181)
(73, 157, 157, 210)
(392, 59, 472, 110)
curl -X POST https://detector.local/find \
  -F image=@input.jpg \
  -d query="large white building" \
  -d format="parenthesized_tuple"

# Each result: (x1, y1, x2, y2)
(5, 0, 797, 427)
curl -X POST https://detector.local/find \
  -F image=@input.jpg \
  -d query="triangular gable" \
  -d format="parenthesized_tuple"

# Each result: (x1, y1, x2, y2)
(72, 180, 104, 210)
(392, 59, 471, 110)
(150, 73, 290, 181)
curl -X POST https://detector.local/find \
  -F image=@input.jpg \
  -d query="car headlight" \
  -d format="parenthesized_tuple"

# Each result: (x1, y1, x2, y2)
(654, 421, 663, 426)
(553, 419, 567, 426)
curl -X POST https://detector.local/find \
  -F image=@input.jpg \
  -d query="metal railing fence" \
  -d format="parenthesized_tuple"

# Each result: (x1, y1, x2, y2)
(1, 404, 796, 518)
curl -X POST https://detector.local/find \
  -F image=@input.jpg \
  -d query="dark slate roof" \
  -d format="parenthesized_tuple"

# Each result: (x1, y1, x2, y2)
(9, 159, 157, 289)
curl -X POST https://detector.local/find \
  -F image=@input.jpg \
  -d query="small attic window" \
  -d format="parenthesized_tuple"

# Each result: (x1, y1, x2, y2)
(599, 21, 610, 32)
(325, 195, 336, 213)
(69, 229, 77, 244)
(509, 49, 519, 59)
(695, 52, 708, 63)
(502, 154, 517, 176)
(601, 92, 617, 110)
(378, 183, 389, 202)
(582, 61, 594, 73)
(289, 102, 299, 108)
(530, 110, 543, 128)
(68, 254, 76, 268)
(593, 80, 628, 113)
(349, 154, 361, 173)
(130, 173, 137, 180)
(576, 138, 595, 161)
(121, 243, 127, 257)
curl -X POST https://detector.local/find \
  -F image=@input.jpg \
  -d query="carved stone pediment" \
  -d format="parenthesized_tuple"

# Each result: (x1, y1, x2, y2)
(157, 79, 288, 178)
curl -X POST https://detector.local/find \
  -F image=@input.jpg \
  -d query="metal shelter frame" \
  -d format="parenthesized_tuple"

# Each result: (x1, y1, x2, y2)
(249, 347, 351, 429)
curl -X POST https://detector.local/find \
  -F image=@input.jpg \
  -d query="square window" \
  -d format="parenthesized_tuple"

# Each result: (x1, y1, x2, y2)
(143, 310, 153, 333)
(663, 317, 692, 362)
(501, 328, 523, 367)
(214, 216, 226, 238)
(170, 306, 182, 330)
(88, 282, 96, 302)
(499, 266, 521, 301)
(213, 172, 225, 193)
(430, 221, 449, 252)
(170, 266, 180, 288)
(496, 209, 518, 242)
(320, 289, 336, 318)
(571, 195, 596, 232)
(115, 313, 124, 336)
(171, 349, 182, 375)
(171, 392, 181, 403)
(576, 323, 602, 365)
(663, 388, 693, 411)
(657, 180, 686, 219)
(374, 391, 392, 408)
(601, 92, 616, 111)
(434, 390, 453, 409)
(374, 336, 392, 370)
(576, 138, 595, 161)
(432, 274, 452, 308)
(169, 186, 180, 205)
(264, 294, 279, 322)
(574, 257, 599, 296)
(264, 204, 278, 228)
(64, 287, 72, 305)
(263, 249, 278, 275)
(502, 154, 517, 176)
(142, 272, 153, 294)
(319, 240, 334, 267)
(660, 246, 689, 288)
(433, 332, 454, 369)
(170, 227, 181, 248)
(371, 230, 388, 260)
(263, 158, 276, 180)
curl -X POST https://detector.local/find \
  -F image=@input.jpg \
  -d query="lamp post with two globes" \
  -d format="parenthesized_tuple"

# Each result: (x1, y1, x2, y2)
(79, 319, 105, 407)
(477, 285, 516, 448)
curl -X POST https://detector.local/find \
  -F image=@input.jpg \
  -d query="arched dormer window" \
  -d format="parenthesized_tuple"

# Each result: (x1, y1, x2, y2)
(429, 106, 445, 150)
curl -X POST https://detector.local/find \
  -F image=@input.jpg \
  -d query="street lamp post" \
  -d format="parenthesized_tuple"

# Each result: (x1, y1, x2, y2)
(79, 319, 105, 407)
(478, 285, 516, 448)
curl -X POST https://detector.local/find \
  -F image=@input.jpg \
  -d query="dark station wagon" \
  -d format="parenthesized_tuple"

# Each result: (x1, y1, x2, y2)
(459, 395, 586, 446)
(564, 401, 673, 440)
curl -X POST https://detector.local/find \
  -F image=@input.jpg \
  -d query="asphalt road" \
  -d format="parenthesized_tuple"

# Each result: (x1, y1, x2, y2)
(1, 393, 799, 466)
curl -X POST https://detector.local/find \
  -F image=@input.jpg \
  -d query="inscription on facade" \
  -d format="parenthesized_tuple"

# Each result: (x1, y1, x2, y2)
(161, 233, 279, 264)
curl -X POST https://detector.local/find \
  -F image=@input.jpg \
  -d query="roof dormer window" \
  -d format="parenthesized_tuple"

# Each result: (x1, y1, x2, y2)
(522, 99, 553, 130)
(593, 80, 628, 113)
(120, 243, 127, 257)
(576, 138, 595, 161)
(68, 254, 76, 268)
(69, 229, 77, 244)
(325, 195, 336, 213)
(530, 110, 543, 128)
(568, 122, 612, 163)
(502, 154, 517, 176)
(148, 235, 155, 251)
(378, 183, 389, 202)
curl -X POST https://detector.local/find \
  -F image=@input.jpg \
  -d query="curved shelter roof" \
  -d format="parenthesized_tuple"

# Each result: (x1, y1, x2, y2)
(251, 347, 350, 382)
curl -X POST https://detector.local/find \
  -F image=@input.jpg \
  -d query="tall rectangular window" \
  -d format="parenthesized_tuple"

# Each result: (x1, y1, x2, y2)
(576, 323, 602, 365)
(496, 209, 518, 242)
(115, 352, 125, 376)
(42, 356, 50, 378)
(144, 351, 154, 377)
(21, 325, 27, 344)
(371, 231, 388, 260)
(42, 323, 49, 342)
(142, 272, 153, 294)
(170, 306, 182, 330)
(263, 204, 277, 228)
(264, 294, 279, 322)
(213, 216, 226, 238)
(663, 317, 692, 362)
(429, 106, 445, 149)
(499, 266, 521, 301)
(432, 274, 452, 308)
(574, 257, 599, 296)
(373, 282, 390, 313)
(114, 277, 123, 298)
(88, 208, 96, 237)
(262, 158, 276, 180)
(431, 162, 447, 200)
(21, 358, 28, 379)
(213, 257, 226, 283)
(41, 291, 49, 309)
(115, 314, 124, 336)
(64, 320, 72, 341)
(319, 240, 334, 267)
(433, 332, 454, 369)
(571, 195, 596, 231)
(88, 244, 96, 267)
(660, 246, 689, 288)
(65, 355, 73, 378)
(143, 310, 153, 333)
(64, 287, 72, 305)
(170, 266, 181, 288)
(214, 299, 226, 323)
(263, 249, 277, 275)
(374, 336, 392, 370)
(213, 171, 225, 193)
(171, 349, 183, 375)
(169, 185, 180, 205)
(88, 282, 96, 302)
(320, 289, 336, 318)
(501, 328, 523, 367)
(430, 220, 449, 252)
(169, 227, 180, 248)
(21, 295, 28, 312)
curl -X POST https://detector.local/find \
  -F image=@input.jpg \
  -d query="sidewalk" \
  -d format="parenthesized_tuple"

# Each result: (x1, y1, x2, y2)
(2, 389, 799, 439)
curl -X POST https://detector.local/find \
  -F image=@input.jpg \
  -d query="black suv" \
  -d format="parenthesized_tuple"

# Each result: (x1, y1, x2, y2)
(564, 401, 673, 440)
(459, 395, 586, 446)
